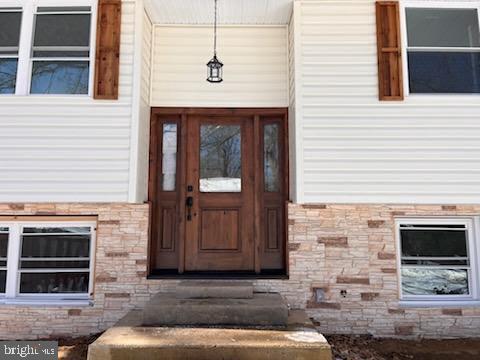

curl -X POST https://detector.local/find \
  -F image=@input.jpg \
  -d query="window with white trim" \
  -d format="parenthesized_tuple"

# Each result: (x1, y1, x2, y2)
(0, 221, 95, 302)
(0, 8, 22, 94)
(404, 4, 480, 93)
(396, 218, 478, 302)
(0, 1, 95, 96)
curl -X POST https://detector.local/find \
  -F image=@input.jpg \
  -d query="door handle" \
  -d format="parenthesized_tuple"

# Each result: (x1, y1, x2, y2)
(186, 196, 193, 221)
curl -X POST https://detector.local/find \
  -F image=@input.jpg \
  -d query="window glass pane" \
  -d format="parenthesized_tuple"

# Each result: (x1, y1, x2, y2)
(21, 235, 90, 258)
(0, 59, 18, 94)
(162, 124, 177, 191)
(0, 271, 5, 293)
(37, 7, 91, 12)
(402, 268, 469, 296)
(23, 227, 90, 234)
(406, 8, 480, 47)
(264, 124, 280, 192)
(200, 125, 242, 193)
(32, 50, 90, 58)
(0, 12, 22, 48)
(0, 232, 8, 258)
(400, 229, 468, 258)
(30, 61, 89, 94)
(408, 52, 480, 93)
(20, 272, 89, 294)
(34, 14, 91, 48)
(20, 260, 90, 269)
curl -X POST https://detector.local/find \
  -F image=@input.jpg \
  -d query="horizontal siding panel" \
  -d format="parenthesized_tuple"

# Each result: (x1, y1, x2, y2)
(151, 25, 288, 107)
(0, 0, 136, 203)
(298, 0, 480, 204)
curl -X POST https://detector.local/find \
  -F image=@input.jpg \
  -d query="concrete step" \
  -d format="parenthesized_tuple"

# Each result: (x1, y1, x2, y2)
(176, 280, 253, 299)
(89, 311, 332, 360)
(142, 292, 288, 327)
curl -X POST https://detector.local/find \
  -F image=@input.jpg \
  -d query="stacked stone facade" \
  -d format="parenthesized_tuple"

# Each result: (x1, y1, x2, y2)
(0, 202, 479, 339)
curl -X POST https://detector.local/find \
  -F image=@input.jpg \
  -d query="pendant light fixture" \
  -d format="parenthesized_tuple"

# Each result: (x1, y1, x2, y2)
(207, 0, 223, 83)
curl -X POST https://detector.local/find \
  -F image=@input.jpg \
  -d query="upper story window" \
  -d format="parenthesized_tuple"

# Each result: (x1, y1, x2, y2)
(31, 7, 92, 94)
(396, 218, 478, 304)
(405, 6, 480, 94)
(0, 8, 22, 94)
(0, 1, 94, 96)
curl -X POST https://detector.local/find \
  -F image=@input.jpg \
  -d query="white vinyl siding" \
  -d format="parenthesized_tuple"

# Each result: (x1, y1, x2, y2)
(0, 0, 137, 203)
(294, 0, 480, 204)
(150, 25, 288, 107)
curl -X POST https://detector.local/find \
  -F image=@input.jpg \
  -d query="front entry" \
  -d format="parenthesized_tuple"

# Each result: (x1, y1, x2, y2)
(149, 108, 287, 275)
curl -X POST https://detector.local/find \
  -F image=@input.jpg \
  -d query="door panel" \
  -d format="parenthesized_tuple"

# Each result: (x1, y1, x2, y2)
(185, 116, 255, 271)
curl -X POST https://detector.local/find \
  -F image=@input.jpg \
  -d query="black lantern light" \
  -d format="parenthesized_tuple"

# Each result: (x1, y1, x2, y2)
(207, 0, 223, 83)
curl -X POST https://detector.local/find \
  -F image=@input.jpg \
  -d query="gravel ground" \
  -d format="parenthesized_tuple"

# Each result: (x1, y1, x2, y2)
(55, 333, 480, 360)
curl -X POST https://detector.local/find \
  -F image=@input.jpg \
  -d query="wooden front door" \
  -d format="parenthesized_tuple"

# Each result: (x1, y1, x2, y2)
(184, 116, 255, 271)
(149, 108, 287, 275)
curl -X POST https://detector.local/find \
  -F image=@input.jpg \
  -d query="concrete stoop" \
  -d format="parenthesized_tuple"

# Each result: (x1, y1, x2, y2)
(88, 311, 332, 360)
(87, 282, 332, 359)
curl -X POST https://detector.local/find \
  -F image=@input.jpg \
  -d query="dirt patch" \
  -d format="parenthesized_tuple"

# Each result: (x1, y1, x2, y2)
(50, 333, 480, 360)
(58, 334, 101, 360)
(327, 335, 480, 360)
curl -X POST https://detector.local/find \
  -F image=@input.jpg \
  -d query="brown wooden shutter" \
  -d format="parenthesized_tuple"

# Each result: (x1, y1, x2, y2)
(376, 1, 404, 100)
(94, 0, 122, 100)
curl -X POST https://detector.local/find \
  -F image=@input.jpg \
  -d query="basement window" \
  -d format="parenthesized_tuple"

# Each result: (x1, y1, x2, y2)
(396, 218, 478, 304)
(404, 6, 480, 93)
(0, 221, 95, 304)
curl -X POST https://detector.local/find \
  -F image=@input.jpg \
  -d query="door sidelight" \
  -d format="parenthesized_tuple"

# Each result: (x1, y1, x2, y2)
(186, 196, 193, 221)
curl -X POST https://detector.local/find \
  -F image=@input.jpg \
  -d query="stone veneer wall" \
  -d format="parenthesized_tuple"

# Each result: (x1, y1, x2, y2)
(0, 202, 479, 339)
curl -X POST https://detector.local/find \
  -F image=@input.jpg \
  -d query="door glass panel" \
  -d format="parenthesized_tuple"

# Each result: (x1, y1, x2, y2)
(162, 124, 177, 191)
(200, 125, 241, 192)
(264, 124, 280, 192)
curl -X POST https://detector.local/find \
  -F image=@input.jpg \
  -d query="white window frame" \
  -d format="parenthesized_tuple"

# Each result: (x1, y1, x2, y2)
(400, 0, 480, 97)
(395, 217, 480, 307)
(0, 220, 96, 306)
(0, 0, 97, 97)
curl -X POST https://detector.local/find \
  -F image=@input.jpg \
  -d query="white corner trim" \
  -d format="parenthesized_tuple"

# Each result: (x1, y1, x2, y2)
(292, 0, 304, 204)
(128, 0, 146, 203)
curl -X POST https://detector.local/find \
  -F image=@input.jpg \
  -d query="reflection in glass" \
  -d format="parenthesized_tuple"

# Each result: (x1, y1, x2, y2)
(20, 272, 89, 294)
(408, 52, 480, 93)
(162, 124, 177, 191)
(0, 232, 8, 258)
(0, 229, 6, 294)
(402, 268, 469, 296)
(0, 59, 18, 94)
(200, 125, 241, 192)
(31, 61, 89, 94)
(264, 124, 280, 192)
(406, 8, 480, 48)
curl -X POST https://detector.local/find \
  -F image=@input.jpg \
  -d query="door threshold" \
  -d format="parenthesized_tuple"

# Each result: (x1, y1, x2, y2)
(148, 270, 288, 280)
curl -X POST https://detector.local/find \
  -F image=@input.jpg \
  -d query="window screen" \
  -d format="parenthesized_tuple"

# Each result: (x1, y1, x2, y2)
(406, 8, 480, 93)
(30, 7, 92, 94)
(399, 223, 471, 297)
(0, 9, 22, 94)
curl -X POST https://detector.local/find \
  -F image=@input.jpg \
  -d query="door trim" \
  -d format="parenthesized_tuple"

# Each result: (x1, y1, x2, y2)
(148, 107, 289, 277)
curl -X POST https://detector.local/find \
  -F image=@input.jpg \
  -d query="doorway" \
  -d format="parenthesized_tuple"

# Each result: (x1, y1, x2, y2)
(149, 108, 288, 275)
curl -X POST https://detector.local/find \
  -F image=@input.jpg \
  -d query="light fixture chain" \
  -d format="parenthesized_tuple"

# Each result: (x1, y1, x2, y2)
(214, 0, 217, 56)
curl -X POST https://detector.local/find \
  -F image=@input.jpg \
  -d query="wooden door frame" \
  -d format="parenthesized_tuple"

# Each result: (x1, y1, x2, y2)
(148, 107, 289, 277)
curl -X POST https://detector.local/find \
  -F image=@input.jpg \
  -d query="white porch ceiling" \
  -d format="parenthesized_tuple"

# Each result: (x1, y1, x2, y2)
(144, 0, 294, 25)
